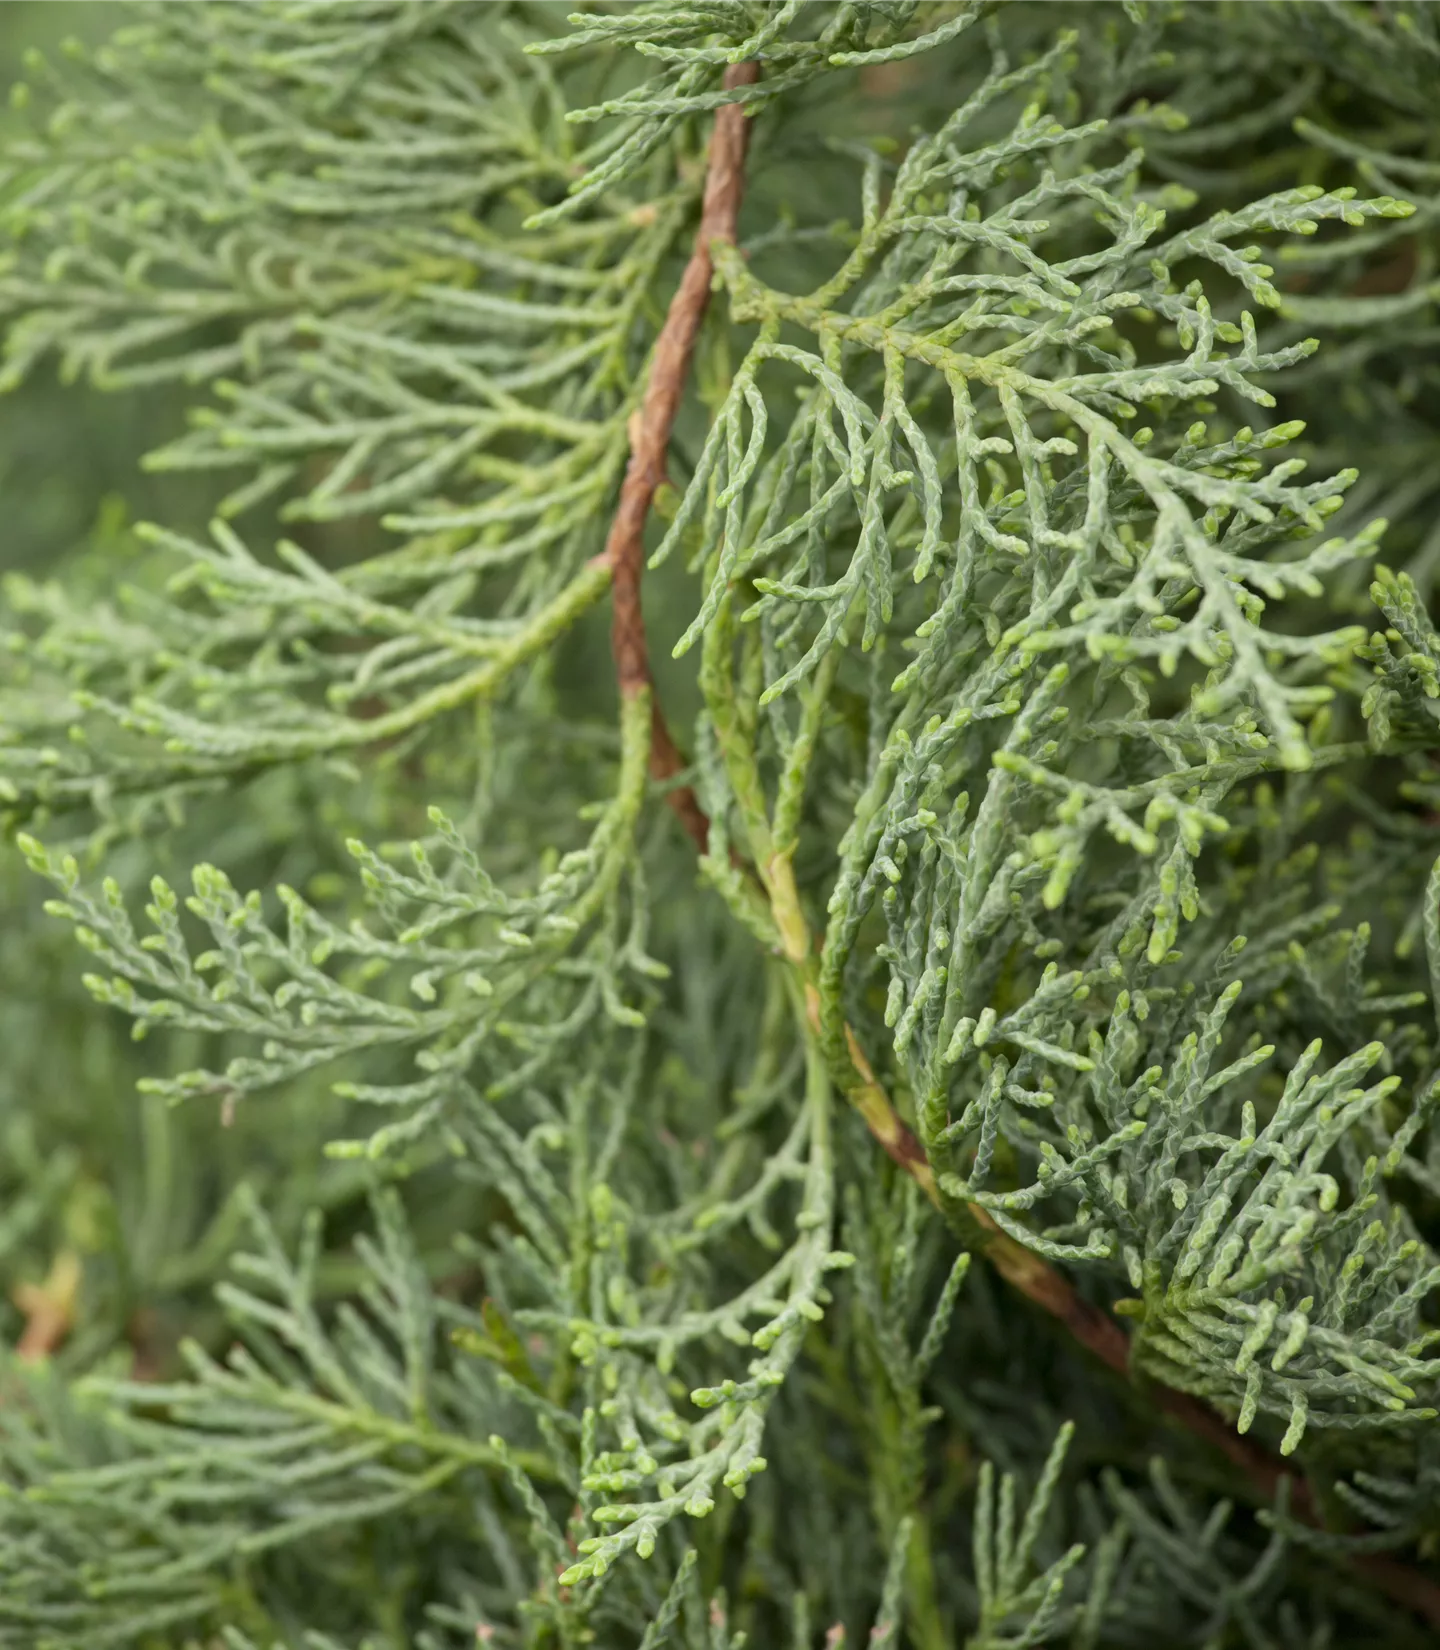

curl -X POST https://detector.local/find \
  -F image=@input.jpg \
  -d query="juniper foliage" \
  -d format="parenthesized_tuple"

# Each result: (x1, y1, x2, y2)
(1, 2, 1440, 1646)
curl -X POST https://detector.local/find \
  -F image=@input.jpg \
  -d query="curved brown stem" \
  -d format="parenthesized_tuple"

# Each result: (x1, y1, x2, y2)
(602, 61, 760, 857)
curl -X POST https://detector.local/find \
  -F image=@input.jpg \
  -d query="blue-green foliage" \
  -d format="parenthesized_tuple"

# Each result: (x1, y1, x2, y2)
(0, 2, 1439, 1647)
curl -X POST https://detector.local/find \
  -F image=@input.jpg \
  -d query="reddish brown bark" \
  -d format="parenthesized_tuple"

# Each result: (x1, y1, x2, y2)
(602, 62, 760, 854)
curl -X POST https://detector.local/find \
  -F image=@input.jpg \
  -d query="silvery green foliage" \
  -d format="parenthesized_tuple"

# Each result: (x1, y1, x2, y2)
(2, 2, 1440, 1648)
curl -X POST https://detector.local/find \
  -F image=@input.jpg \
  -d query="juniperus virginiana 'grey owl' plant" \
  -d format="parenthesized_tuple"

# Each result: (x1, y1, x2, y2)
(1, 2, 1440, 1646)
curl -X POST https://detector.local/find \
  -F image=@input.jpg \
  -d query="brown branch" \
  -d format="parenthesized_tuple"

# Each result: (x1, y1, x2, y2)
(595, 60, 1440, 1633)
(837, 1009, 1292, 1483)
(844, 1023, 1440, 1622)
(12, 1249, 80, 1363)
(602, 60, 761, 857)
(859, 1070, 1440, 1626)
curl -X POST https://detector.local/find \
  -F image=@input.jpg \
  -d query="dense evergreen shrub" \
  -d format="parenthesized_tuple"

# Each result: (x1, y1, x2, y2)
(2, 3, 1440, 1645)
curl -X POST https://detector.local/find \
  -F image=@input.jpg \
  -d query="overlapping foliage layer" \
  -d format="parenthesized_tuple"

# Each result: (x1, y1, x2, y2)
(1, 2, 1440, 1646)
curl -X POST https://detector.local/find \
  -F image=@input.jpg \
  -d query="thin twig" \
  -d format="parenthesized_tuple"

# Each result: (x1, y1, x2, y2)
(597, 62, 1440, 1633)
(603, 61, 761, 857)
(13, 1250, 80, 1363)
(842, 1030, 1440, 1625)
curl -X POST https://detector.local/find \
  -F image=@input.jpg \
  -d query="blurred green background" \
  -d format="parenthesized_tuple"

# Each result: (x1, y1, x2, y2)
(0, 4, 196, 563)
(0, 2, 384, 1380)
